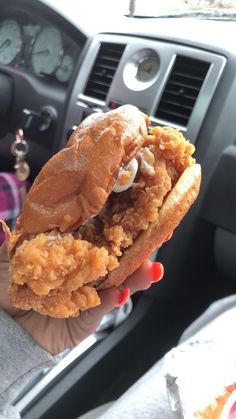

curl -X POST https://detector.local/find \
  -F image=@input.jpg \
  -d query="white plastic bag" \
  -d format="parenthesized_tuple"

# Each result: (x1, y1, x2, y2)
(164, 335, 236, 418)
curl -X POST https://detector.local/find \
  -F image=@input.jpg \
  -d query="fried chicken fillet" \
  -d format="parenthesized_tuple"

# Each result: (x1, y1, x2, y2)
(1, 105, 201, 318)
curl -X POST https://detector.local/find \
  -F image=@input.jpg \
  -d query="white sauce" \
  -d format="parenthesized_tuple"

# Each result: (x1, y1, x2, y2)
(113, 158, 138, 193)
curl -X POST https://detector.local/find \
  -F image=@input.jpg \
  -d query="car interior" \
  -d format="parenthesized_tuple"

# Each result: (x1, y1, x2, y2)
(0, 0, 236, 418)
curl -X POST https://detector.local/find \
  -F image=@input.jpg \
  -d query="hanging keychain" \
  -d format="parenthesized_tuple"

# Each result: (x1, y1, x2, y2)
(11, 129, 30, 181)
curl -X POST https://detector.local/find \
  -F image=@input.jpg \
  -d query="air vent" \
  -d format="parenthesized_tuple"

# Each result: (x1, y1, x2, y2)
(84, 42, 125, 101)
(155, 55, 210, 127)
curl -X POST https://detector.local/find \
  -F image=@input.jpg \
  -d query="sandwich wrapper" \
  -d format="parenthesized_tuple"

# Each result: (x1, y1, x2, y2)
(163, 319, 236, 418)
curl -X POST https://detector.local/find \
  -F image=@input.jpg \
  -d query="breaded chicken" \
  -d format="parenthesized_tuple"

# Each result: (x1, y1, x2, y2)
(8, 127, 195, 317)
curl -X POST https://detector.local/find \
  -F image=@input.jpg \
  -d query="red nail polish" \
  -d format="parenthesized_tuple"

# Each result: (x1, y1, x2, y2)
(115, 288, 130, 307)
(164, 231, 173, 242)
(151, 262, 164, 282)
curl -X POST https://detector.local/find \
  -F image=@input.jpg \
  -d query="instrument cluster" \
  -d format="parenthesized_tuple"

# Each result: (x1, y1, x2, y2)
(0, 16, 80, 84)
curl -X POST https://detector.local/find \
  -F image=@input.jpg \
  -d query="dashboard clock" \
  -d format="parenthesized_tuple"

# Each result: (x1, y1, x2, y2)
(136, 55, 159, 82)
(123, 49, 160, 91)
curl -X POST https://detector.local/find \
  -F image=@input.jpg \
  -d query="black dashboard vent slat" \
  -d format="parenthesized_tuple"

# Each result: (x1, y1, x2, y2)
(84, 42, 125, 101)
(155, 55, 210, 126)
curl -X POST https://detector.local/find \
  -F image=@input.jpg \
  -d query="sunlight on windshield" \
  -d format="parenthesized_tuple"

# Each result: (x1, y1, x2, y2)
(127, 0, 236, 17)
(48, 1, 236, 20)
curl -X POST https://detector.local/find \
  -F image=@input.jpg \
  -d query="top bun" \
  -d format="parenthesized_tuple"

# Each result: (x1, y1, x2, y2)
(17, 105, 149, 235)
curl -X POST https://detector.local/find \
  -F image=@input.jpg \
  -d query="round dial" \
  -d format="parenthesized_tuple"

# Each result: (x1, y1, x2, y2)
(56, 54, 74, 82)
(31, 27, 63, 76)
(0, 19, 22, 65)
(123, 49, 160, 91)
(136, 55, 159, 82)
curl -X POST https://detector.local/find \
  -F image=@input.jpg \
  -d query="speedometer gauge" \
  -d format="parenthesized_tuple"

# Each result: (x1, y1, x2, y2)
(0, 19, 22, 64)
(31, 27, 63, 76)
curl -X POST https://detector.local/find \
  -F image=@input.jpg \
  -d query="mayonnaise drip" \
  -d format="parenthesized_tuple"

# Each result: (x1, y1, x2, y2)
(113, 158, 138, 193)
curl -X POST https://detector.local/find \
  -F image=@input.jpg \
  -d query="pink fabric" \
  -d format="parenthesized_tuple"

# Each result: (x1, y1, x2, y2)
(0, 173, 27, 245)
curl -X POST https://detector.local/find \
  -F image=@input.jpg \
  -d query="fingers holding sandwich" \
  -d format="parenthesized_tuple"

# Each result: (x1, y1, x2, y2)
(66, 259, 164, 347)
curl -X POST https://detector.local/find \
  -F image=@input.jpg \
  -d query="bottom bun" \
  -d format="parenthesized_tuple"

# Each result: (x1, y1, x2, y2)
(99, 163, 201, 289)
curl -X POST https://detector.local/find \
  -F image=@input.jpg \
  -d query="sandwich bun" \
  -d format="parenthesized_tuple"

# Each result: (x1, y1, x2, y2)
(1, 105, 201, 318)
(16, 105, 149, 235)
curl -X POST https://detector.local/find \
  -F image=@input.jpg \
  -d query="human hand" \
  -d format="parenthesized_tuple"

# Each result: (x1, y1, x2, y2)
(0, 243, 164, 355)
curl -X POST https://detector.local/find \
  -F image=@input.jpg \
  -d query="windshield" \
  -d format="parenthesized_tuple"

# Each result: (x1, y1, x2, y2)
(125, 0, 236, 18)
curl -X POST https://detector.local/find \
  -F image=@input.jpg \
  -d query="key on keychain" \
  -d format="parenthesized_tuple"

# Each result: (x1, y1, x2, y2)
(11, 129, 30, 181)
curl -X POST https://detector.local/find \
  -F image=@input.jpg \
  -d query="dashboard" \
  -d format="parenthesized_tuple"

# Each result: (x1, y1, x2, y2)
(63, 33, 225, 146)
(0, 16, 79, 84)
(1, 0, 236, 185)
(0, 0, 86, 179)
(0, 5, 82, 84)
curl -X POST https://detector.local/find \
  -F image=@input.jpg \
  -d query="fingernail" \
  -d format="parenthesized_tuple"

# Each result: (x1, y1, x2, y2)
(164, 231, 173, 242)
(115, 288, 130, 307)
(151, 262, 164, 283)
